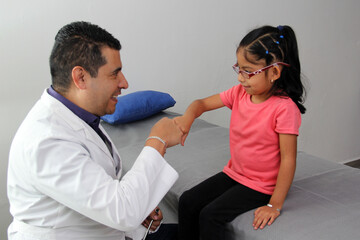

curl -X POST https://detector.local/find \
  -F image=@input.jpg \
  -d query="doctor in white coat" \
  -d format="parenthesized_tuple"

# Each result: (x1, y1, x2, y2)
(7, 21, 183, 240)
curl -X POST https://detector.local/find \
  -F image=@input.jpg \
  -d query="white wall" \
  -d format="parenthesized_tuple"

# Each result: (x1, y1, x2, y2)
(1, 0, 359, 238)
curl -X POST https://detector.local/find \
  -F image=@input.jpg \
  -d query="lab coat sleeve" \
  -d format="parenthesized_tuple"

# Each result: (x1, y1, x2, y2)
(29, 136, 178, 232)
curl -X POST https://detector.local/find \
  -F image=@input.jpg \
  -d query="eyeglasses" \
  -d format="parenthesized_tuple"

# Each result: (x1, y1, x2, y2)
(232, 62, 290, 79)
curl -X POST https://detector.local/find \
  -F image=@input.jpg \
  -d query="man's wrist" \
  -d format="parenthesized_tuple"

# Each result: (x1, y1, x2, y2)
(146, 136, 167, 147)
(145, 136, 167, 156)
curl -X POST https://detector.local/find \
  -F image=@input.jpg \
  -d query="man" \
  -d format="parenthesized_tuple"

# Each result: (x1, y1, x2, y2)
(7, 21, 182, 240)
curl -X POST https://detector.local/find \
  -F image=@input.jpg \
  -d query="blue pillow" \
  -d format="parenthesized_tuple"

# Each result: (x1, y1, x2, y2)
(101, 90, 176, 124)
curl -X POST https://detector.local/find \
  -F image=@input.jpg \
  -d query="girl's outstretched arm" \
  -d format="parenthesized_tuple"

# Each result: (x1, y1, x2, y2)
(174, 94, 224, 145)
(253, 133, 297, 230)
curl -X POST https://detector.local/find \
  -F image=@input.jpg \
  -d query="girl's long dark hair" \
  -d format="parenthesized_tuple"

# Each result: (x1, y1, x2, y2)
(238, 25, 306, 114)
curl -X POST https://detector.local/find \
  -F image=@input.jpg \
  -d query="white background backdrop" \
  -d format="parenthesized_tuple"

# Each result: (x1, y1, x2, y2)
(1, 0, 359, 238)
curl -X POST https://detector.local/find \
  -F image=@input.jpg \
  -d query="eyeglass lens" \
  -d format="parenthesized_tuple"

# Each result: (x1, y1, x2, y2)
(233, 65, 251, 79)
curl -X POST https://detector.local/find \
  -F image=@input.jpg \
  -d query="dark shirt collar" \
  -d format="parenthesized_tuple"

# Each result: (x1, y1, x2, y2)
(47, 86, 100, 130)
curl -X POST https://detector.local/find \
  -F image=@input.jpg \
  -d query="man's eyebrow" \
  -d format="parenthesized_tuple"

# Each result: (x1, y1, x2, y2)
(111, 67, 122, 75)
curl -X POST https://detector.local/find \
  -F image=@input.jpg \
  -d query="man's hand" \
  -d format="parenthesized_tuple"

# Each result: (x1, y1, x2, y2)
(148, 117, 184, 148)
(142, 207, 163, 231)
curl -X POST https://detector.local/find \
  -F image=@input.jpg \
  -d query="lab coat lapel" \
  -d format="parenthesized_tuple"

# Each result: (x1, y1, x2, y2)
(100, 124, 122, 177)
(82, 125, 122, 177)
(83, 124, 114, 159)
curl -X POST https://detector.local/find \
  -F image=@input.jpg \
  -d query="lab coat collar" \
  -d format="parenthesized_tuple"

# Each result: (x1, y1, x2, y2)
(40, 90, 118, 165)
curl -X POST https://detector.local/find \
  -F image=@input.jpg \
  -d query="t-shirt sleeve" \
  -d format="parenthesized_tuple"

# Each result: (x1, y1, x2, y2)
(220, 85, 242, 110)
(275, 100, 302, 135)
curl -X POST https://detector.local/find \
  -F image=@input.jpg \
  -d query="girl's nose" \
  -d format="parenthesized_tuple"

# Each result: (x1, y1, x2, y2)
(238, 73, 246, 83)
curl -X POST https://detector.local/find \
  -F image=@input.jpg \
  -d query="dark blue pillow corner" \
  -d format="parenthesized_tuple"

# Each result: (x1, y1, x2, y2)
(101, 90, 176, 124)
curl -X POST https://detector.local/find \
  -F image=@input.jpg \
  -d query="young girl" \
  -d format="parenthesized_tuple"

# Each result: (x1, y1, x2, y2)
(175, 25, 306, 240)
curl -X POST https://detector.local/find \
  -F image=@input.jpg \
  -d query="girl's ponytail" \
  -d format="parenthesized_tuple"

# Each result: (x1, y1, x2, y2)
(279, 26, 306, 114)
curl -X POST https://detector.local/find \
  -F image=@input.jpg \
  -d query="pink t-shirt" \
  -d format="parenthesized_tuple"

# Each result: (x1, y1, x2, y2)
(220, 84, 301, 195)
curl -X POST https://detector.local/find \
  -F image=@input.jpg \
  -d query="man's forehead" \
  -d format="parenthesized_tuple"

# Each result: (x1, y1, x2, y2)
(101, 47, 122, 68)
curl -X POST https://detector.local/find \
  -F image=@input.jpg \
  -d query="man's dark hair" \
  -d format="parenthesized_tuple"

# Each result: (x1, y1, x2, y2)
(49, 21, 121, 93)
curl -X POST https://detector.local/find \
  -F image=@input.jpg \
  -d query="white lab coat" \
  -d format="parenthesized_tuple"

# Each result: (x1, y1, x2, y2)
(7, 90, 178, 240)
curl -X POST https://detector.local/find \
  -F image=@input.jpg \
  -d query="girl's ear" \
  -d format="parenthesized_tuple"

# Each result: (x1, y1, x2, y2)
(71, 66, 87, 90)
(271, 65, 282, 82)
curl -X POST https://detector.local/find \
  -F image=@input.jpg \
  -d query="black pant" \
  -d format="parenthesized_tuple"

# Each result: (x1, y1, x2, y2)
(146, 223, 178, 240)
(178, 172, 271, 240)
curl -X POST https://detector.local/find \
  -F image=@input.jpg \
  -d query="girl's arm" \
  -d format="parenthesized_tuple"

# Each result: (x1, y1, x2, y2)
(174, 94, 224, 145)
(252, 133, 297, 230)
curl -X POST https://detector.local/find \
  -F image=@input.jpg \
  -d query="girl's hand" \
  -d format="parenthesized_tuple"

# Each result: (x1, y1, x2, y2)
(173, 94, 224, 146)
(173, 116, 194, 146)
(252, 205, 280, 230)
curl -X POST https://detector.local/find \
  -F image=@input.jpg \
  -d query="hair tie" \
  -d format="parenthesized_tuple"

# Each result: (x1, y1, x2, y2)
(277, 26, 284, 39)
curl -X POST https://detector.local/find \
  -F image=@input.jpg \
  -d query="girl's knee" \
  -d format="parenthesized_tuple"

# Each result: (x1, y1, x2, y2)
(179, 190, 194, 210)
(179, 189, 206, 215)
(199, 205, 214, 223)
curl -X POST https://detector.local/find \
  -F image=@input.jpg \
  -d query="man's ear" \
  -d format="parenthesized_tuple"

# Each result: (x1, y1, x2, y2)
(71, 66, 87, 90)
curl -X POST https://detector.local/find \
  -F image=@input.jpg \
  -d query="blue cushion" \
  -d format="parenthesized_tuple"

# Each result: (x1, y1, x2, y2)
(101, 90, 176, 124)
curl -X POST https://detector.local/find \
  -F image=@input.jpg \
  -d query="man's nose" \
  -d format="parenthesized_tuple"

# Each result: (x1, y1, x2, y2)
(118, 72, 129, 89)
